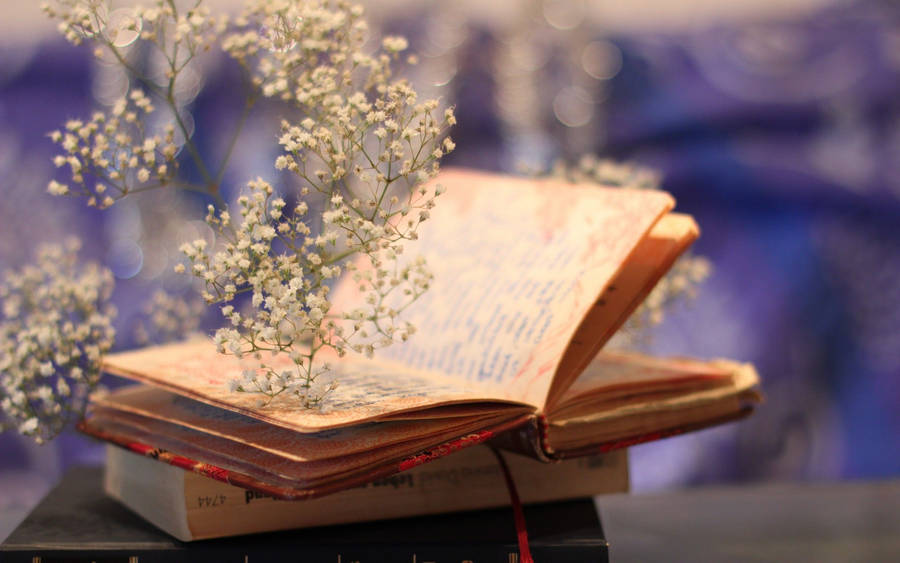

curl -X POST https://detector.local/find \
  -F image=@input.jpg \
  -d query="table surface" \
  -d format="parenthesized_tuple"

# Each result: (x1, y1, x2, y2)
(597, 479, 900, 562)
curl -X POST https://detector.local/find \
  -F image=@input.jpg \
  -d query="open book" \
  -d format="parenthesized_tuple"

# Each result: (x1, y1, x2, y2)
(80, 168, 761, 499)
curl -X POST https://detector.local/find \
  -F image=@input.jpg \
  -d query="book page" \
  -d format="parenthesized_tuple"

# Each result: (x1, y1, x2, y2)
(543, 358, 760, 451)
(551, 358, 759, 426)
(102, 340, 529, 432)
(545, 213, 699, 408)
(548, 351, 736, 420)
(331, 169, 674, 407)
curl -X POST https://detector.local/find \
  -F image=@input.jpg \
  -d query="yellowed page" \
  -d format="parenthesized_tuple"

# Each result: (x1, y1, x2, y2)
(546, 213, 699, 408)
(102, 340, 529, 433)
(548, 351, 736, 420)
(331, 168, 675, 407)
(550, 359, 759, 426)
(561, 351, 735, 397)
(544, 357, 760, 450)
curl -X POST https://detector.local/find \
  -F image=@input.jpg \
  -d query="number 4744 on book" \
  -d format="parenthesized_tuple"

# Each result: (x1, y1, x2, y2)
(80, 168, 762, 519)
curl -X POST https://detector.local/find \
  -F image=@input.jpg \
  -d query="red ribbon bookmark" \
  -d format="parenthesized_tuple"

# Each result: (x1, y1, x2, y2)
(489, 446, 534, 563)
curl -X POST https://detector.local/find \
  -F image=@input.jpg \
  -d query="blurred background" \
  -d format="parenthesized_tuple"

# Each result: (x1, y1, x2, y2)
(1, 0, 898, 538)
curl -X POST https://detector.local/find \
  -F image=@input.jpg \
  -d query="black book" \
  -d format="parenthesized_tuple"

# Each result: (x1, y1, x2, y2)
(1, 466, 608, 562)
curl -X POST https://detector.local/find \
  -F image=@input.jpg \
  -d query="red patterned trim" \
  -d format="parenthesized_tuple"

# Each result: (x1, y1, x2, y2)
(398, 430, 494, 472)
(78, 412, 534, 501)
(535, 413, 553, 455)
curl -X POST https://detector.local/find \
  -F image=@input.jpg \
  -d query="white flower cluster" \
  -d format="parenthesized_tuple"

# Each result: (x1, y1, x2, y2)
(0, 240, 116, 444)
(180, 174, 434, 406)
(41, 0, 122, 46)
(36, 0, 455, 410)
(134, 289, 206, 345)
(44, 1, 228, 207)
(549, 155, 712, 331)
(225, 0, 455, 201)
(633, 255, 711, 327)
(43, 0, 224, 54)
(171, 1, 453, 407)
(132, 1, 225, 56)
(47, 90, 179, 208)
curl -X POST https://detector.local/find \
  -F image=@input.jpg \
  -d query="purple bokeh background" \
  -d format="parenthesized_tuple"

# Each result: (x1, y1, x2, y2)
(1, 0, 898, 533)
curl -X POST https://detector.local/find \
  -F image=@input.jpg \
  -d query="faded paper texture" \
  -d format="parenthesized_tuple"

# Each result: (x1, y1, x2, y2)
(91, 385, 521, 462)
(548, 352, 736, 419)
(333, 168, 674, 407)
(102, 340, 526, 432)
(562, 352, 734, 398)
(552, 359, 760, 426)
(545, 213, 699, 408)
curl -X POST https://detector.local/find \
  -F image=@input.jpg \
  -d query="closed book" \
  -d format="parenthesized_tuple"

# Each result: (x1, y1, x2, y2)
(104, 443, 628, 541)
(1, 466, 610, 562)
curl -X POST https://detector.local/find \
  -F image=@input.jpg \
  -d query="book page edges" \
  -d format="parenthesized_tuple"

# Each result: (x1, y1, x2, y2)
(545, 211, 698, 410)
(104, 444, 192, 541)
(550, 360, 759, 426)
(89, 385, 533, 463)
(494, 361, 759, 458)
(81, 412, 534, 500)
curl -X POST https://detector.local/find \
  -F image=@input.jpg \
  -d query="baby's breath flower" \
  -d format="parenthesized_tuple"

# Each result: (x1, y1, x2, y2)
(43, 0, 227, 207)
(0, 239, 116, 443)
(46, 91, 179, 208)
(38, 0, 455, 411)
(382, 36, 408, 54)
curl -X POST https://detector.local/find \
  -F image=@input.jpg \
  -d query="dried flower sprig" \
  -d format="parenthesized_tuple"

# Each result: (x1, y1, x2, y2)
(631, 255, 711, 327)
(182, 159, 440, 406)
(47, 90, 180, 208)
(173, 0, 455, 406)
(0, 240, 116, 443)
(549, 155, 711, 332)
(43, 0, 232, 206)
(36, 0, 455, 410)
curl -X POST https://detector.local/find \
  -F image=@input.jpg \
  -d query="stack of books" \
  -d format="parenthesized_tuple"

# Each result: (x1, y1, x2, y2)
(74, 169, 759, 542)
(1, 465, 612, 561)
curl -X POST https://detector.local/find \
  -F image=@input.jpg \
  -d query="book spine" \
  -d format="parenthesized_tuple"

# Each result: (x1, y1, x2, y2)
(489, 416, 553, 461)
